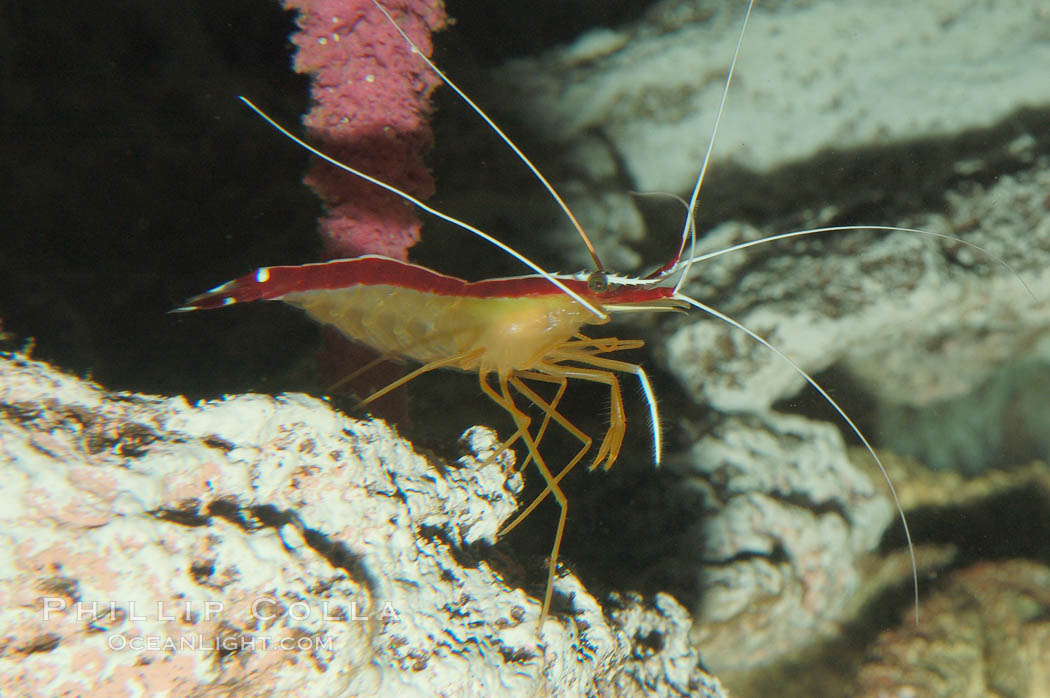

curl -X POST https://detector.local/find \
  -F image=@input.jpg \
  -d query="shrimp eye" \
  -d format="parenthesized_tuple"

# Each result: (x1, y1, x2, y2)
(586, 271, 609, 293)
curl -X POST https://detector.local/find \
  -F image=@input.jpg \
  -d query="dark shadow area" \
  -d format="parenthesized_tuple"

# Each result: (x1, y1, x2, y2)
(152, 496, 378, 597)
(0, 0, 318, 398)
(884, 479, 1050, 566)
(442, 0, 659, 63)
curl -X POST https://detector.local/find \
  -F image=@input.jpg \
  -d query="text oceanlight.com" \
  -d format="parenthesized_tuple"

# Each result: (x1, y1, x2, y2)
(107, 634, 335, 652)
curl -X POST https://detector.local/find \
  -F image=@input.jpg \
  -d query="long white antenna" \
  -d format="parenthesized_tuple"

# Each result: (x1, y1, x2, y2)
(673, 0, 757, 293)
(372, 0, 606, 272)
(678, 224, 1035, 300)
(676, 291, 920, 624)
(237, 97, 607, 321)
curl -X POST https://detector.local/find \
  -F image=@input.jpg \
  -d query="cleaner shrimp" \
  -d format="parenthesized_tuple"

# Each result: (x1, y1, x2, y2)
(177, 0, 1029, 630)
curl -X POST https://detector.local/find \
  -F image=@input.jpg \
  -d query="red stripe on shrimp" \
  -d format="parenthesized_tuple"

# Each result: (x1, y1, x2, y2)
(175, 254, 676, 311)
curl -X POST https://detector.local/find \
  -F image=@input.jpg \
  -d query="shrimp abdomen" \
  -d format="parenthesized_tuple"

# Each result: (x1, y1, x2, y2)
(285, 284, 594, 371)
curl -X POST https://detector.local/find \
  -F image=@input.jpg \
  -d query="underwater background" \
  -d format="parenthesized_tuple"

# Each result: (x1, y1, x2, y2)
(4, 0, 1050, 694)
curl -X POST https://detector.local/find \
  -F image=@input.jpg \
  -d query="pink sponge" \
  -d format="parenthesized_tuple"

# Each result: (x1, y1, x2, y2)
(283, 0, 447, 261)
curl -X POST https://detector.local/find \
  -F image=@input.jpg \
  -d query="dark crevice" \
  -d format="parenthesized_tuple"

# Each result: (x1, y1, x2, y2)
(881, 481, 1050, 566)
(151, 497, 377, 595)
(702, 542, 790, 570)
(634, 628, 665, 654)
(296, 524, 375, 593)
(16, 634, 61, 655)
(440, 1, 659, 64)
(151, 503, 210, 527)
(206, 498, 255, 531)
(418, 524, 483, 571)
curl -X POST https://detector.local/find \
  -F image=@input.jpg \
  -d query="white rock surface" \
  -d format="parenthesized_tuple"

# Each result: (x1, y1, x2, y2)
(667, 163, 1050, 454)
(0, 353, 725, 697)
(682, 412, 893, 672)
(498, 0, 1049, 192)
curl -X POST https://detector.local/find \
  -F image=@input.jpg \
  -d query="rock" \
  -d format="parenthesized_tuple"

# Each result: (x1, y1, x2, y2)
(718, 458, 1050, 696)
(681, 412, 894, 672)
(668, 163, 1050, 411)
(0, 353, 726, 697)
(603, 591, 724, 698)
(497, 0, 1049, 196)
(857, 560, 1050, 698)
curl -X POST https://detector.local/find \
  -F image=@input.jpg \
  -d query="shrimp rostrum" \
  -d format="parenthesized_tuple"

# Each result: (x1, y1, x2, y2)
(173, 0, 1035, 628)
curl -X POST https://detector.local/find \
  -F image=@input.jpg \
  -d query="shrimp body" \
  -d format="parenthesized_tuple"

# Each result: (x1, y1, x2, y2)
(179, 254, 683, 376)
(180, 255, 687, 629)
(288, 283, 596, 372)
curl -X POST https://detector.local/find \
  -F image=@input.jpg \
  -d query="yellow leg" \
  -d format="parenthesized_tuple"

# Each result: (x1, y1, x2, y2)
(522, 372, 569, 454)
(563, 335, 645, 355)
(326, 353, 397, 394)
(473, 371, 568, 477)
(478, 371, 566, 628)
(552, 351, 649, 377)
(469, 424, 525, 476)
(547, 351, 652, 470)
(502, 353, 649, 557)
(543, 359, 627, 473)
(501, 372, 568, 474)
(358, 349, 482, 406)
(497, 374, 593, 540)
(330, 320, 489, 394)
(501, 362, 625, 527)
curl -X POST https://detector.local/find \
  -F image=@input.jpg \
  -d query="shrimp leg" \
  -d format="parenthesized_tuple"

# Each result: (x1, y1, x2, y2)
(326, 352, 399, 394)
(479, 370, 566, 626)
(358, 349, 483, 406)
(519, 372, 571, 457)
(498, 373, 594, 539)
(482, 372, 570, 477)
(545, 362, 627, 472)
(508, 359, 644, 521)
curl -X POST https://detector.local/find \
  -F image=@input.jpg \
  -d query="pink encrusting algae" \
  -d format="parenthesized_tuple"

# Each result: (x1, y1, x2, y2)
(282, 0, 447, 261)
(281, 1, 447, 415)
